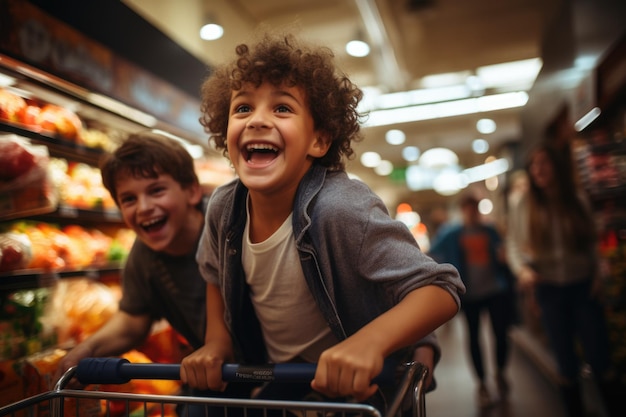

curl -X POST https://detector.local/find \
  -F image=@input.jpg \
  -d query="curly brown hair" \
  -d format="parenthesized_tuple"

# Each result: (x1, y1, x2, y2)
(199, 33, 366, 171)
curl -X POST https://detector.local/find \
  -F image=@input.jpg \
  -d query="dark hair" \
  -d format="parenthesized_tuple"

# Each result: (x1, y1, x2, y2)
(525, 142, 595, 252)
(100, 131, 199, 205)
(199, 33, 366, 171)
(458, 192, 479, 208)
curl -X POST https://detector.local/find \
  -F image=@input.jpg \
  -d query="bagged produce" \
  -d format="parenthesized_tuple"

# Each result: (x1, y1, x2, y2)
(41, 278, 120, 345)
(0, 231, 32, 272)
(0, 134, 48, 187)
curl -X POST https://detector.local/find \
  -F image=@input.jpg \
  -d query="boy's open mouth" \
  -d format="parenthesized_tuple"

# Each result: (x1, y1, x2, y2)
(141, 216, 167, 232)
(244, 143, 279, 164)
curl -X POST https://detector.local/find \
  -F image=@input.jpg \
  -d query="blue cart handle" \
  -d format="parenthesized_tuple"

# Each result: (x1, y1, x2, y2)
(75, 358, 396, 386)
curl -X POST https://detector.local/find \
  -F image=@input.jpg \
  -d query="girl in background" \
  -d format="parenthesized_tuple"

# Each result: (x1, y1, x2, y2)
(506, 143, 622, 417)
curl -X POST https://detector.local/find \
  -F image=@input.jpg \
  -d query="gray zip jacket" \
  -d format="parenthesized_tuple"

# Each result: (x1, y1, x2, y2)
(197, 163, 464, 369)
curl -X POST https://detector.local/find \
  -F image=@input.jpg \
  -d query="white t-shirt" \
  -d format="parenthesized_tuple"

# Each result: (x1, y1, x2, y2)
(242, 210, 338, 363)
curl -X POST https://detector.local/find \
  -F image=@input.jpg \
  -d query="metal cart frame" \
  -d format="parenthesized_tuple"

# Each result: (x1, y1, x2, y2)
(0, 360, 428, 417)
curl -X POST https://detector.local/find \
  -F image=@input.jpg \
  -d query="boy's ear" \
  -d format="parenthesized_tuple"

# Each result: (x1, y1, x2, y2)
(309, 133, 331, 158)
(187, 182, 203, 205)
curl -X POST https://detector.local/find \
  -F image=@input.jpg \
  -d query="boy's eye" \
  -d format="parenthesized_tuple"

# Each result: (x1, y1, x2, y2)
(234, 104, 251, 113)
(119, 195, 136, 205)
(275, 104, 291, 113)
(149, 186, 166, 195)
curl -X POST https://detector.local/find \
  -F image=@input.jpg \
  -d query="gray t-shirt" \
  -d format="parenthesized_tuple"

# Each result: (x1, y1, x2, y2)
(119, 239, 206, 349)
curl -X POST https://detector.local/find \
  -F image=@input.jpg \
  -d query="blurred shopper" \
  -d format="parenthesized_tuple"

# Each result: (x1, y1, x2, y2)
(506, 143, 623, 417)
(428, 192, 514, 408)
(505, 169, 529, 215)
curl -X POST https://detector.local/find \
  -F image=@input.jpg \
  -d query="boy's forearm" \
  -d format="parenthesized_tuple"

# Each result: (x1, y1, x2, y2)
(205, 284, 232, 348)
(356, 286, 457, 357)
(76, 311, 152, 358)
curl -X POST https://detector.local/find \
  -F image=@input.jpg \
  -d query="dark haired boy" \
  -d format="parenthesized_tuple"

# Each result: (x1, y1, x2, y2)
(55, 132, 208, 387)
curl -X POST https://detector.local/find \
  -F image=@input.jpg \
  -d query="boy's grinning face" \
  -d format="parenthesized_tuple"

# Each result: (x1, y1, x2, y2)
(115, 172, 201, 255)
(226, 82, 328, 198)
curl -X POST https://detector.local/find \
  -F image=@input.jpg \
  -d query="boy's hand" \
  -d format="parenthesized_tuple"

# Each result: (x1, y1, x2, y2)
(180, 340, 232, 391)
(53, 343, 94, 389)
(412, 344, 435, 390)
(311, 336, 383, 401)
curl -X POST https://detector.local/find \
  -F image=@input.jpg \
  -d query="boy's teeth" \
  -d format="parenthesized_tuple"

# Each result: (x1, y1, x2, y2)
(247, 144, 278, 151)
(142, 218, 162, 227)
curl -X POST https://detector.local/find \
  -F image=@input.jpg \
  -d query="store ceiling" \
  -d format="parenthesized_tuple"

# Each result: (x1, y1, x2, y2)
(122, 0, 564, 213)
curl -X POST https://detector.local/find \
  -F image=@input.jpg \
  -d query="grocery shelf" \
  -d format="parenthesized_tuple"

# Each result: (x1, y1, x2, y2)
(0, 264, 123, 292)
(0, 120, 106, 166)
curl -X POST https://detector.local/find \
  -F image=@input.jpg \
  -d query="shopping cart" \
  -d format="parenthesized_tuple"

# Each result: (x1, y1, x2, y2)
(0, 358, 428, 417)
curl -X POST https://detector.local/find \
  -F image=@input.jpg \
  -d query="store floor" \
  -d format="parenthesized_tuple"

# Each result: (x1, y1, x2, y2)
(424, 315, 586, 417)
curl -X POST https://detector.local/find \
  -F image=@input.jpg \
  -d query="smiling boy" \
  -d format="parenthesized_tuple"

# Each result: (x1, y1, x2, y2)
(55, 132, 208, 387)
(181, 33, 464, 410)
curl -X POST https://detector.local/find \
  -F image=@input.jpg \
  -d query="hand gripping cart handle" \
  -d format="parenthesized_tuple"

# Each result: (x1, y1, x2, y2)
(0, 359, 428, 417)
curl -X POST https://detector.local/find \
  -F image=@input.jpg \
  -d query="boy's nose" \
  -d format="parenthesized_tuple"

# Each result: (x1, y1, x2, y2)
(246, 109, 272, 129)
(136, 194, 152, 212)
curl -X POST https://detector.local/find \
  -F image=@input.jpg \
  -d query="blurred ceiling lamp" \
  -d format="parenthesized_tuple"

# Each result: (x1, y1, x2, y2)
(465, 75, 485, 95)
(406, 157, 510, 193)
(421, 71, 471, 88)
(574, 107, 601, 131)
(476, 118, 496, 134)
(419, 147, 458, 169)
(346, 30, 370, 57)
(462, 158, 509, 183)
(363, 91, 528, 127)
(385, 129, 406, 145)
(402, 146, 420, 162)
(371, 84, 471, 110)
(200, 15, 224, 40)
(472, 138, 489, 154)
(360, 151, 381, 168)
(478, 198, 494, 215)
(433, 167, 467, 196)
(476, 58, 542, 90)
(374, 160, 394, 176)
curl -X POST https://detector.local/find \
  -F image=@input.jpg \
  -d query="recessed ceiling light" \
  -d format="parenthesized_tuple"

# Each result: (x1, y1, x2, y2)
(200, 23, 224, 40)
(346, 40, 370, 57)
(375, 160, 394, 176)
(385, 129, 406, 145)
(402, 146, 420, 162)
(476, 118, 496, 134)
(472, 138, 489, 154)
(360, 151, 381, 168)
(478, 198, 494, 215)
(419, 147, 458, 169)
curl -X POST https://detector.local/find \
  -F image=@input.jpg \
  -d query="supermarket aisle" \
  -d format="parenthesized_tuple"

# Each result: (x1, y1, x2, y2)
(425, 315, 567, 417)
